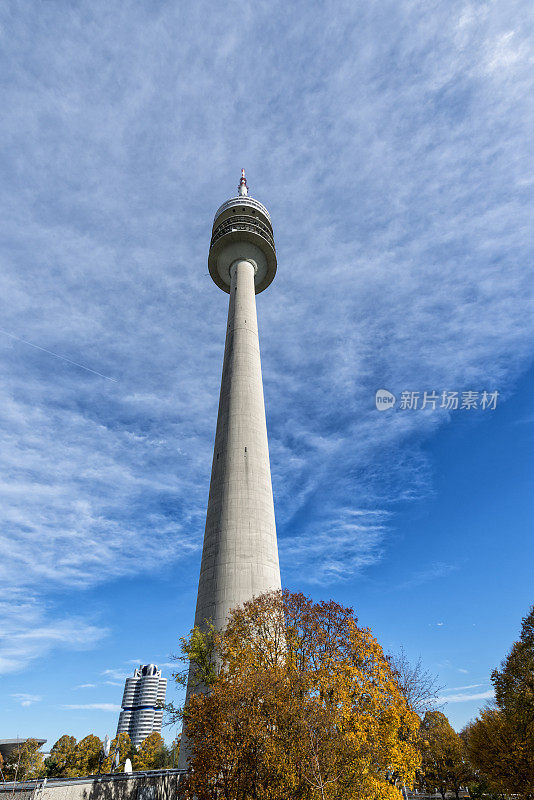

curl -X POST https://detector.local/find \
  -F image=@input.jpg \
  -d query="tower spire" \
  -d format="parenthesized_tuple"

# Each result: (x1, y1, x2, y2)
(238, 168, 248, 196)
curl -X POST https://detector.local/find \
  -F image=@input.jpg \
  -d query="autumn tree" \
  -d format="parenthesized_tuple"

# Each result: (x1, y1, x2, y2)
(133, 732, 166, 770)
(176, 589, 420, 800)
(2, 738, 44, 781)
(417, 711, 471, 799)
(464, 707, 518, 797)
(72, 734, 102, 776)
(465, 605, 534, 798)
(167, 737, 180, 768)
(466, 703, 534, 798)
(44, 735, 77, 778)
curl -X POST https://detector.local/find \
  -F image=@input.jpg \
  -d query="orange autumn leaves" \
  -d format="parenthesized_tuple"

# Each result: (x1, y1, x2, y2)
(179, 590, 420, 800)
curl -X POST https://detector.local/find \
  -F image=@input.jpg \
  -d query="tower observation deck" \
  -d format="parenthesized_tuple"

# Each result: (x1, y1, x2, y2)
(208, 170, 277, 295)
(192, 169, 281, 634)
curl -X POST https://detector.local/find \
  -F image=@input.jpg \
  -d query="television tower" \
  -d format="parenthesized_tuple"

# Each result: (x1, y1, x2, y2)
(193, 170, 281, 634)
(178, 171, 281, 768)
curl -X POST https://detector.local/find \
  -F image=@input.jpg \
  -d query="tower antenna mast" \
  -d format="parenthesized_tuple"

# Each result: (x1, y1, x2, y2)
(238, 167, 248, 196)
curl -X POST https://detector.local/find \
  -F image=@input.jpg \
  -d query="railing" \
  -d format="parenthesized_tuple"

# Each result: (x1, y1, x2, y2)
(210, 216, 275, 250)
(0, 768, 186, 791)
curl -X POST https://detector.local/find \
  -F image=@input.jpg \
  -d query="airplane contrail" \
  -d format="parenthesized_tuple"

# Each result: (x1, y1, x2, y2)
(0, 328, 118, 382)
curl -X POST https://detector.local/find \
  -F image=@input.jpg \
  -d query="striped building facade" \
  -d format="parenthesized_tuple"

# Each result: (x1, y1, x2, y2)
(116, 664, 167, 748)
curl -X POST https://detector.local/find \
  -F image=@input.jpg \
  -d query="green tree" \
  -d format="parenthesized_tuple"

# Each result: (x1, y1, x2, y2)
(166, 622, 218, 702)
(44, 735, 77, 777)
(418, 711, 471, 799)
(151, 737, 180, 768)
(492, 603, 534, 794)
(492, 605, 534, 722)
(466, 776, 504, 800)
(2, 739, 44, 781)
(176, 589, 420, 800)
(73, 735, 102, 776)
(133, 732, 165, 770)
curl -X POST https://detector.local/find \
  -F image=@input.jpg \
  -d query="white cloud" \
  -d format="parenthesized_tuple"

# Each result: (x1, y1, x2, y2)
(62, 704, 121, 712)
(281, 509, 391, 583)
(443, 683, 485, 692)
(11, 693, 42, 707)
(438, 690, 494, 704)
(0, 0, 532, 666)
(485, 31, 529, 74)
(75, 683, 97, 689)
(401, 563, 458, 589)
(0, 594, 107, 675)
(101, 668, 130, 682)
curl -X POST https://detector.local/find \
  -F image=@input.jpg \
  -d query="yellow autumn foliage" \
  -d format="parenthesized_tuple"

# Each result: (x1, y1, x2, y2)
(179, 589, 420, 800)
(133, 732, 165, 770)
(1, 738, 44, 781)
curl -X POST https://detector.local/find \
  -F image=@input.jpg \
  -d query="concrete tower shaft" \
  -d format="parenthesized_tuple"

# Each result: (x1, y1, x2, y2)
(193, 173, 281, 632)
(194, 254, 281, 631)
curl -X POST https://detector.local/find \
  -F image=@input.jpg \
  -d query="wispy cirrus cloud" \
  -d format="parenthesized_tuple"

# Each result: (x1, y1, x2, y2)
(281, 510, 391, 583)
(100, 667, 130, 686)
(444, 683, 485, 692)
(11, 693, 42, 707)
(400, 562, 459, 590)
(0, 594, 107, 675)
(439, 689, 494, 704)
(0, 0, 532, 669)
(101, 668, 129, 681)
(436, 679, 494, 704)
(62, 703, 121, 712)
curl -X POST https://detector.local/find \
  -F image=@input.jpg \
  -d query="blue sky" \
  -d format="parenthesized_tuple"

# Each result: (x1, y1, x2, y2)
(1, 0, 533, 746)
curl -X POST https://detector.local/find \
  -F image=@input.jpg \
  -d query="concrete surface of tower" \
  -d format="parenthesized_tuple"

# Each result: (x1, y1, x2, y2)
(193, 169, 282, 634)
